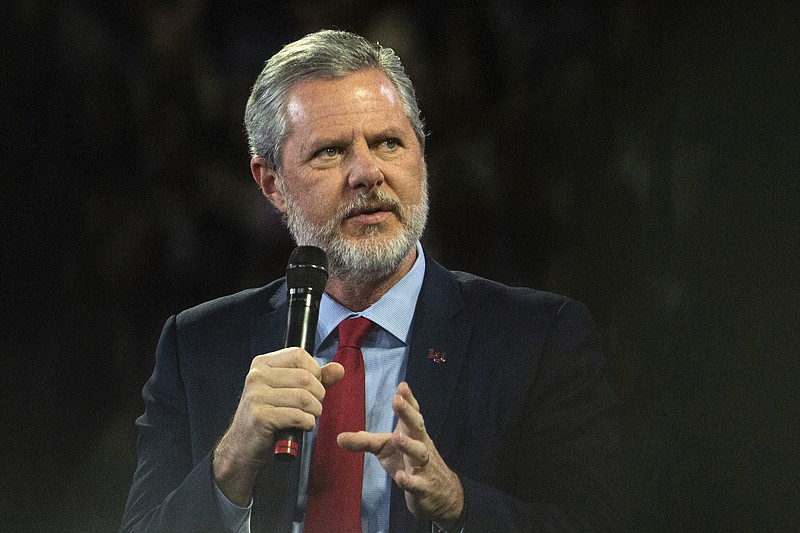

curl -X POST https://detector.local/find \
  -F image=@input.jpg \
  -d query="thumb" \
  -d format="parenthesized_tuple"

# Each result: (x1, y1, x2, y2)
(320, 361, 345, 388)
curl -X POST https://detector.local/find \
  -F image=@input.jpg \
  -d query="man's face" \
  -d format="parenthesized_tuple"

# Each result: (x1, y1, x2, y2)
(269, 69, 428, 281)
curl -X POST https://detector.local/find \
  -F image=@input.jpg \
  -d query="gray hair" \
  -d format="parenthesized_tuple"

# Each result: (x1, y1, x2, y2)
(244, 29, 426, 171)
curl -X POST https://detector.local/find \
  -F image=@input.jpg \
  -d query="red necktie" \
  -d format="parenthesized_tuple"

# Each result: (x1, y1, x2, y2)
(304, 317, 373, 533)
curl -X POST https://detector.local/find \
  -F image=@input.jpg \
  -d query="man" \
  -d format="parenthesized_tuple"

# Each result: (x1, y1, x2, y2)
(121, 30, 619, 532)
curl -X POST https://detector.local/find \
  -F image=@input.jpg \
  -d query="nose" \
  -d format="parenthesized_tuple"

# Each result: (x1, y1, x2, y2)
(346, 141, 384, 191)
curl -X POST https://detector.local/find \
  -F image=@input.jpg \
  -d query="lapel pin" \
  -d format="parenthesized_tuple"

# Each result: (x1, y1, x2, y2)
(427, 348, 446, 363)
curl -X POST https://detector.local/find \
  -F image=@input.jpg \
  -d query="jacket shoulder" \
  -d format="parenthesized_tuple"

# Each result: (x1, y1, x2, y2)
(445, 268, 598, 351)
(174, 278, 285, 330)
(450, 269, 572, 312)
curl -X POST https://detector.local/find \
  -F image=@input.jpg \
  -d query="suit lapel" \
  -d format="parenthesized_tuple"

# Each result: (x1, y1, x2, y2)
(405, 260, 470, 441)
(250, 282, 288, 357)
(249, 282, 303, 533)
(391, 259, 471, 532)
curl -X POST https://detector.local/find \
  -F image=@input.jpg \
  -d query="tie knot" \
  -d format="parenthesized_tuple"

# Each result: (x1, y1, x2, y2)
(337, 317, 373, 349)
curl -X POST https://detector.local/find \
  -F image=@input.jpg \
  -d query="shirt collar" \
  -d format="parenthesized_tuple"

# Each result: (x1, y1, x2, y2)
(316, 241, 426, 346)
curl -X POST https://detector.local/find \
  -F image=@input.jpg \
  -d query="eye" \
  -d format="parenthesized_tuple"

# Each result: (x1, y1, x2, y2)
(382, 139, 399, 150)
(316, 146, 342, 159)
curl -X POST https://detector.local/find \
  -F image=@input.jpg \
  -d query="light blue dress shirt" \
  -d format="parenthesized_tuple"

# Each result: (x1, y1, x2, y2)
(215, 243, 426, 533)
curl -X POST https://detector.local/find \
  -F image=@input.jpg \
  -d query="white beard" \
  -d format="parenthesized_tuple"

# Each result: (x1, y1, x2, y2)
(279, 177, 429, 283)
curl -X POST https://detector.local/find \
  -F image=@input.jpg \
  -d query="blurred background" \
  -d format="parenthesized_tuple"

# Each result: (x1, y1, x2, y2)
(2, 1, 798, 531)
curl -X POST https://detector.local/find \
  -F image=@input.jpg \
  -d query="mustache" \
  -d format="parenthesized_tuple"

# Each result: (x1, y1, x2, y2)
(338, 190, 404, 222)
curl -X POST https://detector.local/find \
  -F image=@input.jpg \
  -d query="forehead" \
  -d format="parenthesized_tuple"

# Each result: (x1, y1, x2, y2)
(284, 69, 411, 133)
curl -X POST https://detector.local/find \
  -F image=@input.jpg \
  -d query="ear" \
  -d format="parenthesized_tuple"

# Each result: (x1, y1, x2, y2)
(251, 157, 286, 213)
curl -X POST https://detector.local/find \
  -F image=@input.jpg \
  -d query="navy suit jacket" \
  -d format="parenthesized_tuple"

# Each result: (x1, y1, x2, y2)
(121, 257, 620, 532)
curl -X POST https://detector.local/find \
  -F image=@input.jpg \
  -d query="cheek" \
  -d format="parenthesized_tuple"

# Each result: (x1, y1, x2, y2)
(394, 162, 426, 202)
(288, 181, 340, 221)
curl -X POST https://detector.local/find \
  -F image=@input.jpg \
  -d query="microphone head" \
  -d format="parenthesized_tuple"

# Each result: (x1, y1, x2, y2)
(286, 246, 328, 291)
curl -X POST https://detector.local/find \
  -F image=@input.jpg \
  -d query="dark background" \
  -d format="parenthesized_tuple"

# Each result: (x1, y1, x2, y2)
(3, 1, 798, 531)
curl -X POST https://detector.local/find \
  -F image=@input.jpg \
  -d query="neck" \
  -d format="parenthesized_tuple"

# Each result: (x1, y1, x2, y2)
(324, 248, 417, 312)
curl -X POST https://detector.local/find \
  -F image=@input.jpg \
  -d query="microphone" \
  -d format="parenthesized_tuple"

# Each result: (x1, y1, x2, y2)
(273, 245, 329, 461)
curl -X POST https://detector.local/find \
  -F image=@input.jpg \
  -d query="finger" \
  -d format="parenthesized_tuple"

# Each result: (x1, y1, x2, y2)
(248, 385, 324, 417)
(337, 431, 391, 454)
(392, 392, 427, 440)
(320, 361, 345, 388)
(246, 365, 327, 400)
(392, 465, 432, 494)
(255, 405, 317, 433)
(254, 347, 323, 379)
(396, 381, 420, 411)
(393, 468, 419, 493)
(390, 431, 429, 468)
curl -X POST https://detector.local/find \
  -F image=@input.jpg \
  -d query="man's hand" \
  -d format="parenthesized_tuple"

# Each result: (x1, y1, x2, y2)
(338, 382, 465, 530)
(212, 348, 344, 506)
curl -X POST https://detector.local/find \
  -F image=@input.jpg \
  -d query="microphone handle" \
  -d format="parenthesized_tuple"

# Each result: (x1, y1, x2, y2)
(273, 289, 321, 462)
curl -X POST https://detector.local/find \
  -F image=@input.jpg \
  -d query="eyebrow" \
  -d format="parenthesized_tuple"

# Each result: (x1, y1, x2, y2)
(304, 126, 411, 153)
(303, 134, 353, 155)
(367, 126, 410, 142)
